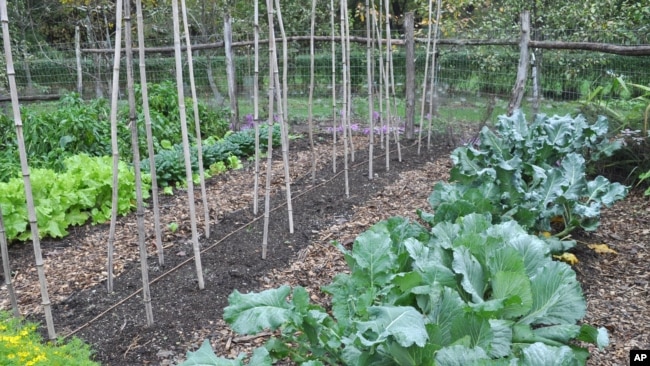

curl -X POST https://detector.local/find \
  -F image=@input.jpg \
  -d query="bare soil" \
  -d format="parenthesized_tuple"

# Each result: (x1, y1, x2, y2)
(1, 131, 648, 366)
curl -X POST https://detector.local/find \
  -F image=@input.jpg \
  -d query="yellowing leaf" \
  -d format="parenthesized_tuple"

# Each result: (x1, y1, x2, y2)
(540, 231, 552, 238)
(553, 253, 579, 265)
(550, 216, 565, 224)
(587, 244, 618, 255)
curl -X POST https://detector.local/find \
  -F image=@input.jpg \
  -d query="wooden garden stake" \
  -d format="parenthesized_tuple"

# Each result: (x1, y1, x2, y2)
(172, 0, 205, 289)
(0, 0, 56, 338)
(106, 0, 125, 294)
(136, 0, 164, 266)
(181, 0, 210, 239)
(0, 207, 19, 317)
(123, 0, 154, 325)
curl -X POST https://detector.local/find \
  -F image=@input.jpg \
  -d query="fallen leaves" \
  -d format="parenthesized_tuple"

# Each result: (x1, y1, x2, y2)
(588, 243, 618, 255)
(553, 252, 579, 265)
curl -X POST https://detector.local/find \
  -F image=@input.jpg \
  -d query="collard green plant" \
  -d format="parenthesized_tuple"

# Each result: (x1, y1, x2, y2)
(428, 111, 628, 237)
(183, 215, 607, 365)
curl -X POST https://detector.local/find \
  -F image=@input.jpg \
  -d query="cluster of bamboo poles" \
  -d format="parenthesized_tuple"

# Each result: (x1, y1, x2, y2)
(0, 0, 443, 338)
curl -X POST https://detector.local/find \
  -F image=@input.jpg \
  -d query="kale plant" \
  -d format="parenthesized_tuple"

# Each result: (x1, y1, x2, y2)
(428, 110, 628, 237)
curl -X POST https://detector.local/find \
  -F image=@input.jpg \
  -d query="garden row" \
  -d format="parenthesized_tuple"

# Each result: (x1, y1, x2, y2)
(181, 111, 627, 365)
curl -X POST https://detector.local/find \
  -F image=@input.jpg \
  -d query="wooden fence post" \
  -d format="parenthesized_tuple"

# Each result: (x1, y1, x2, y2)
(224, 13, 239, 130)
(507, 11, 530, 116)
(75, 26, 83, 95)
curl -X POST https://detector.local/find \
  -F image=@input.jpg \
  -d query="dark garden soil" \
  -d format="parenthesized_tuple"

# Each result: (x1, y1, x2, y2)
(1, 129, 649, 366)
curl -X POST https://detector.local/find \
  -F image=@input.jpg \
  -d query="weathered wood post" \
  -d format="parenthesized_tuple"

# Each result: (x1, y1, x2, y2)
(507, 11, 530, 116)
(224, 13, 239, 130)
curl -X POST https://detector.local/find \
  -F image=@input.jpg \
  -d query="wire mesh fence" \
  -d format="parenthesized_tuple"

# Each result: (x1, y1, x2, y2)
(4, 30, 650, 119)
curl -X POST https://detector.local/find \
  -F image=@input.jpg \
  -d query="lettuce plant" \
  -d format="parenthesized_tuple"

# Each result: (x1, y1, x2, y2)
(182, 215, 608, 365)
(429, 111, 628, 236)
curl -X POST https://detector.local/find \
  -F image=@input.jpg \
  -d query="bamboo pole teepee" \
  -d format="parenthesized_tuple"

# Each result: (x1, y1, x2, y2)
(171, 0, 205, 289)
(0, 206, 19, 317)
(181, 0, 210, 239)
(106, 0, 125, 294)
(135, 0, 164, 265)
(0, 0, 56, 339)
(123, 0, 154, 325)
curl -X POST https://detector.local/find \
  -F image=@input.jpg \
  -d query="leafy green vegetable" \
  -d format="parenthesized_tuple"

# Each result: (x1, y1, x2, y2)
(191, 214, 608, 365)
(0, 155, 149, 242)
(428, 111, 628, 237)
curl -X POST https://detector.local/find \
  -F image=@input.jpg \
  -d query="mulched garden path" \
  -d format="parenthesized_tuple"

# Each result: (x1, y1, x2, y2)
(1, 130, 648, 365)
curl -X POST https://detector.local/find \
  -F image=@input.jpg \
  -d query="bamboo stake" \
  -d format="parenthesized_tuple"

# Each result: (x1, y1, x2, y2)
(371, 0, 385, 150)
(271, 0, 295, 233)
(0, 0, 55, 338)
(181, 0, 210, 239)
(417, 0, 434, 155)
(75, 26, 83, 95)
(340, 0, 350, 198)
(307, 0, 318, 182)
(366, 0, 374, 179)
(0, 207, 19, 317)
(262, 0, 277, 259)
(172, 0, 205, 289)
(252, 0, 261, 215)
(427, 0, 442, 150)
(135, 0, 164, 266)
(343, 0, 355, 163)
(381, 0, 392, 170)
(330, 0, 338, 173)
(274, 0, 290, 150)
(385, 0, 401, 163)
(106, 0, 125, 294)
(123, 0, 154, 325)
